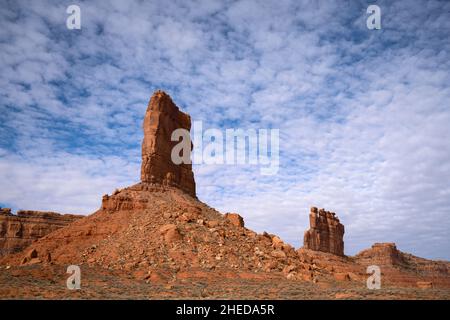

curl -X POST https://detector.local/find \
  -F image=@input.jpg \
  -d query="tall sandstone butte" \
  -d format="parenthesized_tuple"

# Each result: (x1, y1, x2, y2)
(303, 207, 345, 256)
(140, 90, 196, 197)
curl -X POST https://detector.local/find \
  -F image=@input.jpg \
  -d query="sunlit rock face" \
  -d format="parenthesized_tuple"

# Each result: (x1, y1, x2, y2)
(140, 90, 196, 198)
(303, 207, 345, 256)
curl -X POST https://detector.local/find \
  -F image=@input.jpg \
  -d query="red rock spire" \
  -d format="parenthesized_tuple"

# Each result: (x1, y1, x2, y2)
(303, 207, 345, 256)
(140, 90, 196, 197)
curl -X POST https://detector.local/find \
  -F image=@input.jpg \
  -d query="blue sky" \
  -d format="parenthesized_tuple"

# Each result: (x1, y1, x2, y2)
(1, 0, 450, 260)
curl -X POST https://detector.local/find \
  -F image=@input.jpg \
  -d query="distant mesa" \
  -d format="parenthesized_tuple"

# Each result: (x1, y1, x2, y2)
(0, 208, 81, 256)
(354, 242, 406, 266)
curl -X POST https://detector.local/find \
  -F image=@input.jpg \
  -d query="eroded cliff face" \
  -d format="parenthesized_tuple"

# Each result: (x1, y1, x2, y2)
(303, 207, 345, 256)
(354, 243, 406, 266)
(0, 208, 81, 256)
(140, 90, 196, 197)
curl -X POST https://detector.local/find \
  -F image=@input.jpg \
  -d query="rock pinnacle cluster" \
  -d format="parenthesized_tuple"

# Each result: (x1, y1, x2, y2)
(303, 207, 345, 256)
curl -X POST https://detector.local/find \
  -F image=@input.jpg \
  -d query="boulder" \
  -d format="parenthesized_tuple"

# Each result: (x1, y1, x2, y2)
(159, 224, 182, 243)
(225, 213, 245, 228)
(416, 281, 433, 289)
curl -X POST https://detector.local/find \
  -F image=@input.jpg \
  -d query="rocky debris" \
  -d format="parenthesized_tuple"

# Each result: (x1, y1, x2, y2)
(224, 213, 245, 227)
(20, 247, 52, 265)
(417, 281, 433, 289)
(1, 263, 449, 299)
(271, 235, 294, 253)
(27, 248, 38, 259)
(140, 90, 196, 197)
(297, 248, 363, 283)
(2, 186, 313, 281)
(334, 273, 351, 281)
(159, 224, 182, 243)
(303, 207, 345, 256)
(0, 209, 82, 256)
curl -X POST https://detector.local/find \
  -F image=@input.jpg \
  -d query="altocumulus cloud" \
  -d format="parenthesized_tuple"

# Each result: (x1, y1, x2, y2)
(0, 0, 449, 259)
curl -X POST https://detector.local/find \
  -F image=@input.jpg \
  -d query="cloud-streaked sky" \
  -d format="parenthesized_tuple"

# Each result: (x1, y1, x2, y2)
(1, 0, 449, 260)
